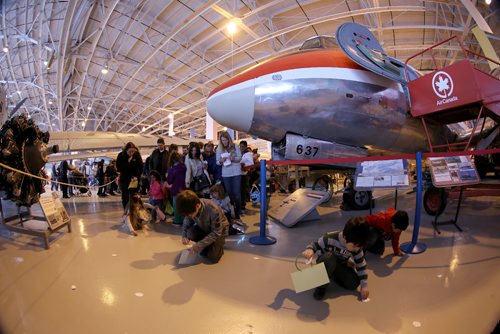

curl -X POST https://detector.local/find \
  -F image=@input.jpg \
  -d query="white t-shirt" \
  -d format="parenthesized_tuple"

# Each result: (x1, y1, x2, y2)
(240, 151, 254, 175)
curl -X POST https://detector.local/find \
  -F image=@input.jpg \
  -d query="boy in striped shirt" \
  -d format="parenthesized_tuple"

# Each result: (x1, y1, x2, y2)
(302, 217, 370, 301)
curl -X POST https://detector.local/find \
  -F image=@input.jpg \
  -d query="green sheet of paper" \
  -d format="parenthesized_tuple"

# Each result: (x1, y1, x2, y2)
(291, 262, 330, 293)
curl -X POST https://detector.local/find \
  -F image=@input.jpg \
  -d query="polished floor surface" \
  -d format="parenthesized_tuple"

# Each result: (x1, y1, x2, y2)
(0, 187, 499, 334)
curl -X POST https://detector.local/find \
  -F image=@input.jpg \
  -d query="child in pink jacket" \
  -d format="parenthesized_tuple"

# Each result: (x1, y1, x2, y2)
(149, 171, 166, 223)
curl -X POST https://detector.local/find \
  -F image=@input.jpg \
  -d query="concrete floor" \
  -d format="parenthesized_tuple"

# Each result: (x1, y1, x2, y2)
(0, 188, 499, 334)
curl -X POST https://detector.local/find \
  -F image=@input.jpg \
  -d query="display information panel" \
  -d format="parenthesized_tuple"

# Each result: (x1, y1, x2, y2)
(354, 159, 410, 190)
(427, 156, 480, 188)
(39, 193, 71, 230)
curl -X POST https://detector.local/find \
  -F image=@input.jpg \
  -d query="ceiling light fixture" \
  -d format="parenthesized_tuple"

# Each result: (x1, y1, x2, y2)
(101, 65, 109, 75)
(2, 47, 8, 53)
(227, 21, 238, 35)
(485, 0, 491, 4)
(48, 100, 53, 105)
(87, 105, 92, 110)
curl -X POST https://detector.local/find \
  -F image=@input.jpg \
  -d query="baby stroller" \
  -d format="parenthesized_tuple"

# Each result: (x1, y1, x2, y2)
(70, 169, 91, 196)
(249, 183, 271, 207)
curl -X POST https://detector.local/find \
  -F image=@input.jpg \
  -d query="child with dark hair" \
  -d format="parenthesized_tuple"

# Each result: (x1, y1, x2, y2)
(302, 217, 370, 301)
(209, 184, 244, 235)
(209, 183, 233, 219)
(148, 170, 166, 223)
(176, 190, 229, 263)
(364, 208, 409, 256)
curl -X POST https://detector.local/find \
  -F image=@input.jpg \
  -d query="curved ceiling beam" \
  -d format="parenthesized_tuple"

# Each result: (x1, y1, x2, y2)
(34, 0, 52, 130)
(94, 0, 222, 131)
(72, 0, 119, 130)
(1, 0, 29, 117)
(57, 0, 81, 130)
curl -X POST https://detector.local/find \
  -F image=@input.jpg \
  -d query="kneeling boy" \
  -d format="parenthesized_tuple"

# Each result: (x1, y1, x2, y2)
(302, 217, 370, 301)
(176, 190, 229, 263)
(365, 208, 409, 256)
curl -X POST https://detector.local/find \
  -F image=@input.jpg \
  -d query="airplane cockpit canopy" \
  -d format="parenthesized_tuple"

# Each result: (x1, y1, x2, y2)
(299, 36, 338, 50)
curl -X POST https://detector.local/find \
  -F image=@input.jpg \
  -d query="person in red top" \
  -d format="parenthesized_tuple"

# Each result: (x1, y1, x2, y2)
(364, 208, 409, 256)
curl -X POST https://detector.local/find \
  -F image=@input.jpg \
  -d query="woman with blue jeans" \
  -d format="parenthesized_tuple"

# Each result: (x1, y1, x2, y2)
(216, 131, 242, 220)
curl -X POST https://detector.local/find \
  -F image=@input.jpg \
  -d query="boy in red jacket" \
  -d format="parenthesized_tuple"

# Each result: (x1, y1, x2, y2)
(365, 208, 409, 256)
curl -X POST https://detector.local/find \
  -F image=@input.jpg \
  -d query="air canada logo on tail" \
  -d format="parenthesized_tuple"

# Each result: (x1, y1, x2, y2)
(432, 71, 458, 106)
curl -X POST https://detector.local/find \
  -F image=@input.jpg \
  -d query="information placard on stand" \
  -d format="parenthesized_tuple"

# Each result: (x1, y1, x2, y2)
(0, 193, 71, 249)
(354, 159, 410, 190)
(426, 156, 479, 234)
(39, 194, 70, 230)
(427, 156, 480, 188)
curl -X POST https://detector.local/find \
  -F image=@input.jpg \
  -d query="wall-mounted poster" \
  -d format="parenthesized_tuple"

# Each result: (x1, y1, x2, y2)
(354, 159, 410, 190)
(428, 156, 480, 187)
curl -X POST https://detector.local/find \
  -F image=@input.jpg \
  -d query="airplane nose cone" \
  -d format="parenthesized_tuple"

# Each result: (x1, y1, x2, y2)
(207, 82, 254, 133)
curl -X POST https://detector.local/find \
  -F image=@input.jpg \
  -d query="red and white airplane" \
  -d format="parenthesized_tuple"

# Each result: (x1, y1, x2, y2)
(207, 22, 497, 162)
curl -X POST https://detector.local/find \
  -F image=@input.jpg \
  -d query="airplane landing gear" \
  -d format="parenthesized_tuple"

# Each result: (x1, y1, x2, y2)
(312, 175, 336, 203)
(341, 175, 372, 211)
(423, 186, 447, 216)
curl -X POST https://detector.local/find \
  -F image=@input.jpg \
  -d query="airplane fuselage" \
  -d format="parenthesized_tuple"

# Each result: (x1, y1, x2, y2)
(207, 49, 444, 155)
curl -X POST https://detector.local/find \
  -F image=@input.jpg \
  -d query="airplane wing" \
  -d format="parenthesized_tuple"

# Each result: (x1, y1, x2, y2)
(48, 131, 191, 152)
(47, 131, 193, 162)
(47, 150, 121, 162)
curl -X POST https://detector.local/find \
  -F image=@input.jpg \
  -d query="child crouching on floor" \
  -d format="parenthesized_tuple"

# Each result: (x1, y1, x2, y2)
(125, 193, 153, 236)
(176, 190, 229, 264)
(364, 208, 409, 256)
(209, 183, 244, 235)
(302, 217, 370, 301)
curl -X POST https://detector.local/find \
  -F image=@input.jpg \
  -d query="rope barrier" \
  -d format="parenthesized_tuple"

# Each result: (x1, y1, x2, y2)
(265, 148, 500, 166)
(0, 161, 118, 190)
(251, 147, 500, 249)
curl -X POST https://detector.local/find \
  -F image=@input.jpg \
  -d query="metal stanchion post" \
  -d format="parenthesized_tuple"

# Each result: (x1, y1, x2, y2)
(400, 151, 427, 254)
(249, 159, 276, 245)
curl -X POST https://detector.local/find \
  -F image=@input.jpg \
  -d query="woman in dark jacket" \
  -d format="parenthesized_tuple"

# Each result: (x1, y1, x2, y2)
(96, 160, 106, 197)
(116, 142, 143, 210)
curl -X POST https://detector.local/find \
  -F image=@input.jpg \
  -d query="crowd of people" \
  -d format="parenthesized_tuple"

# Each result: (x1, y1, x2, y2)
(50, 159, 118, 199)
(99, 133, 261, 241)
(50, 135, 412, 301)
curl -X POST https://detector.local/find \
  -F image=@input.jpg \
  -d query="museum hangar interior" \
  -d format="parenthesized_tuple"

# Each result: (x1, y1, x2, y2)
(0, 1, 499, 333)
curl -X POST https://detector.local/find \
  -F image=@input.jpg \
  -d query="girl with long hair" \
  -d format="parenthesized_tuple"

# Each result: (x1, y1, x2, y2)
(216, 131, 242, 221)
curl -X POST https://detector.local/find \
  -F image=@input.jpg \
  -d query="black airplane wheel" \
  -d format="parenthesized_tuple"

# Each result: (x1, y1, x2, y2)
(423, 186, 447, 216)
(343, 189, 371, 210)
